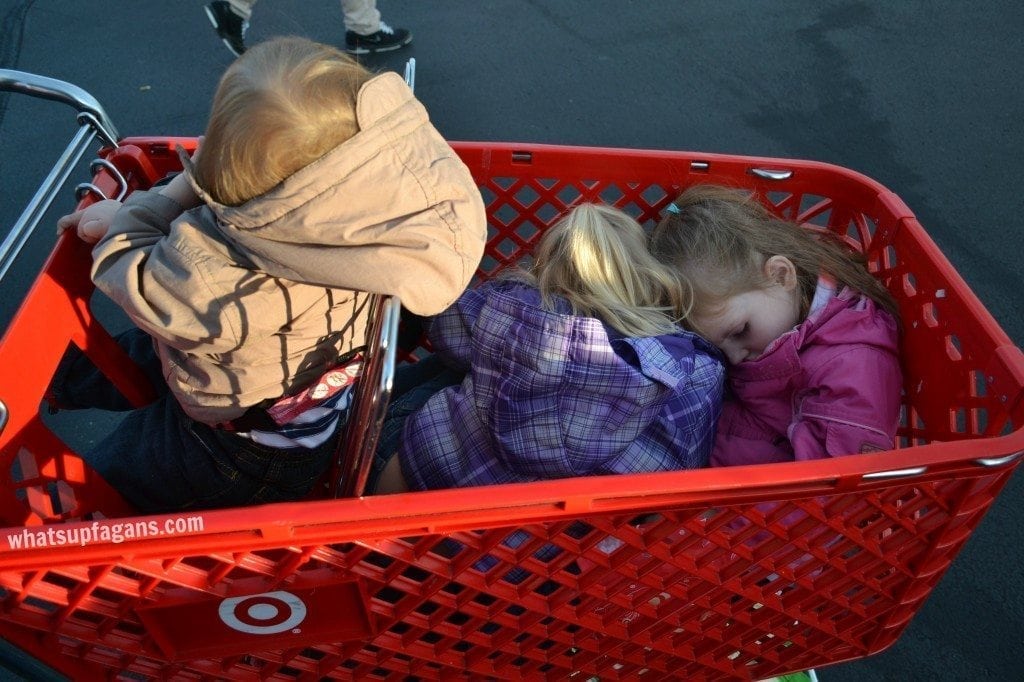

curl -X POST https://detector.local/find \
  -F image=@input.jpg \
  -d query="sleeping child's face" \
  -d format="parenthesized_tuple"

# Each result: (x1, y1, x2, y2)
(691, 256, 802, 365)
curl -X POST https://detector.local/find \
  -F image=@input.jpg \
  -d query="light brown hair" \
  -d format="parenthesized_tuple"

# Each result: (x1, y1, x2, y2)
(193, 36, 373, 206)
(515, 203, 691, 337)
(650, 184, 898, 328)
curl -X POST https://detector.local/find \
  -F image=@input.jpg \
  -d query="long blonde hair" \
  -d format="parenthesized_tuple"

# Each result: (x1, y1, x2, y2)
(516, 203, 690, 338)
(650, 184, 898, 325)
(193, 36, 373, 206)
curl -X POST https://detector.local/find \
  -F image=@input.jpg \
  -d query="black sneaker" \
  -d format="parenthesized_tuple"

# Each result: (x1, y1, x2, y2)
(205, 1, 248, 57)
(344, 21, 412, 55)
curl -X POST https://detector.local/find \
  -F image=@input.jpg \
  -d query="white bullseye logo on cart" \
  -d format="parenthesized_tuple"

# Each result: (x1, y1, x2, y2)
(218, 591, 307, 635)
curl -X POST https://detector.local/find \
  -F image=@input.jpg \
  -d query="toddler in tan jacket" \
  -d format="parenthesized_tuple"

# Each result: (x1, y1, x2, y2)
(54, 36, 486, 513)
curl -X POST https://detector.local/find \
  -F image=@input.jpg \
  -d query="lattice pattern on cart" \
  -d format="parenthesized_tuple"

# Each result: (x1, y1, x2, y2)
(0, 471, 1011, 680)
(0, 140, 1021, 681)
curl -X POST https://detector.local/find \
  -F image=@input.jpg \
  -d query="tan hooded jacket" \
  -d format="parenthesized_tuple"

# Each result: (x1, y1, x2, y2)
(91, 72, 487, 425)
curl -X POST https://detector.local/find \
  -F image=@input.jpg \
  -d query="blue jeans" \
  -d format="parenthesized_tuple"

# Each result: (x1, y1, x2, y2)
(367, 354, 464, 492)
(49, 328, 336, 514)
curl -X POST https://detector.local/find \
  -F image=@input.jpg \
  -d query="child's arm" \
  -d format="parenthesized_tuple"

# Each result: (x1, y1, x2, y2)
(789, 344, 903, 459)
(713, 344, 902, 464)
(57, 199, 122, 244)
(711, 413, 794, 466)
(57, 144, 202, 245)
(88, 191, 250, 354)
(424, 282, 494, 370)
(640, 349, 725, 471)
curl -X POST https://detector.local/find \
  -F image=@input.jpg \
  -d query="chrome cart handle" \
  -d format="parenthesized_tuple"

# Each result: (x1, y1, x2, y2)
(0, 69, 120, 287)
(0, 70, 117, 145)
(403, 57, 416, 92)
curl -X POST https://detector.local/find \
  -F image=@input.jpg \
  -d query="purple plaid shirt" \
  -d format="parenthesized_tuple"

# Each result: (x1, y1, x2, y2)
(398, 280, 725, 490)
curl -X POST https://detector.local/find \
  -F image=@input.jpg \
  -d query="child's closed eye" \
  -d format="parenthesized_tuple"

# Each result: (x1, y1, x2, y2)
(730, 323, 749, 340)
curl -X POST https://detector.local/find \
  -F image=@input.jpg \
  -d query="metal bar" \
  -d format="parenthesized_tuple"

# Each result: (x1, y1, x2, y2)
(331, 294, 403, 498)
(403, 57, 416, 92)
(0, 125, 97, 285)
(74, 182, 108, 202)
(0, 69, 118, 145)
(862, 466, 928, 481)
(0, 69, 121, 287)
(347, 296, 400, 497)
(974, 452, 1022, 467)
(750, 167, 794, 181)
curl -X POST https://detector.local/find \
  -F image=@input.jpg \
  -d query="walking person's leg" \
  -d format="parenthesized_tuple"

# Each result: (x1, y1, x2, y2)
(339, 0, 380, 35)
(205, 0, 254, 56)
(204, 0, 410, 57)
(341, 0, 412, 54)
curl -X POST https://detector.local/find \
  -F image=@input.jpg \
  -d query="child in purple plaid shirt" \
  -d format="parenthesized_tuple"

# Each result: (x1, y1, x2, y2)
(375, 202, 725, 494)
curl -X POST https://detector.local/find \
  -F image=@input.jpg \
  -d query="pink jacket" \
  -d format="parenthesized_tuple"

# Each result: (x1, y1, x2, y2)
(711, 286, 901, 466)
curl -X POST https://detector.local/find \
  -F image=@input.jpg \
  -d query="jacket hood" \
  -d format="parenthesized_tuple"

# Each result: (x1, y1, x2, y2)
(179, 71, 486, 314)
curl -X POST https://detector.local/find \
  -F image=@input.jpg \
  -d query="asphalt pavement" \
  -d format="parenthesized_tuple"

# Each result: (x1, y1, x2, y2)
(0, 1, 1021, 680)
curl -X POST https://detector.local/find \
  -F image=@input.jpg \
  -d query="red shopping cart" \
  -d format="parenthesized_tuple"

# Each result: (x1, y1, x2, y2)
(0, 68, 1021, 681)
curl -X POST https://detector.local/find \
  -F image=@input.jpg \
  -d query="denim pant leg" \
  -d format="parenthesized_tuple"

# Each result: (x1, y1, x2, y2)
(49, 327, 167, 411)
(367, 354, 464, 492)
(84, 394, 336, 514)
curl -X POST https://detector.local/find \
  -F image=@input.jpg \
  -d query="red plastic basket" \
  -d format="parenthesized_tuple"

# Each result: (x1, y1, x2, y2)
(0, 138, 1022, 681)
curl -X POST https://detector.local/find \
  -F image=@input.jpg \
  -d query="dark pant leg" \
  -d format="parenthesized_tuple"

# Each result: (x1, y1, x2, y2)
(368, 354, 464, 492)
(49, 327, 166, 411)
(84, 394, 336, 514)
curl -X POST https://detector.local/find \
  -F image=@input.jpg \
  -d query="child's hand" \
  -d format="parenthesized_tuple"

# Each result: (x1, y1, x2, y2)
(57, 199, 122, 244)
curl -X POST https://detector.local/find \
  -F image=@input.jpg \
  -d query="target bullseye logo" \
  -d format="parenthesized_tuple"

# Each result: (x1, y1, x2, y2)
(139, 579, 368, 658)
(218, 591, 307, 635)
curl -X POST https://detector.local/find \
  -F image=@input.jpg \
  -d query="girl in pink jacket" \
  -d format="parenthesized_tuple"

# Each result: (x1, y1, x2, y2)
(651, 184, 902, 465)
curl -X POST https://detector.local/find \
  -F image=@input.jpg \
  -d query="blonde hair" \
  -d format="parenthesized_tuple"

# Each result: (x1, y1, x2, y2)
(193, 36, 373, 206)
(650, 184, 898, 330)
(516, 203, 690, 338)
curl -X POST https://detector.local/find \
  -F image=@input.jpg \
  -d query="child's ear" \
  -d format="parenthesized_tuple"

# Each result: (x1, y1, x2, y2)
(764, 255, 798, 291)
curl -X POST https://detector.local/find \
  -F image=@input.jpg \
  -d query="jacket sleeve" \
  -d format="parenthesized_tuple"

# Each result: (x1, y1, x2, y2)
(654, 351, 725, 470)
(90, 192, 286, 354)
(711, 400, 794, 466)
(789, 344, 903, 460)
(425, 282, 492, 371)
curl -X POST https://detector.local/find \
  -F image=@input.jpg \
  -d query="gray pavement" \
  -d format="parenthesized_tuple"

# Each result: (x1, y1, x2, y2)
(0, 1, 1021, 680)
